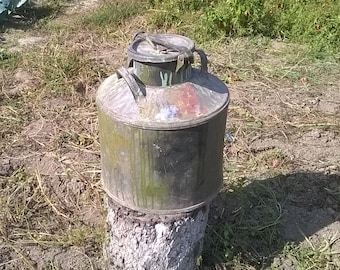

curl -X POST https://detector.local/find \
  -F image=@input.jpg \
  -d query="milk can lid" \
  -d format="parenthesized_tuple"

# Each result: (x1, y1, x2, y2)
(127, 33, 195, 63)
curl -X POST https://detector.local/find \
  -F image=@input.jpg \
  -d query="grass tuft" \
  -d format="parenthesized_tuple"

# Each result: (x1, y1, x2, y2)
(1, 0, 340, 269)
(0, 49, 21, 70)
(275, 237, 340, 270)
(202, 182, 283, 267)
(83, 0, 147, 28)
(147, 0, 340, 60)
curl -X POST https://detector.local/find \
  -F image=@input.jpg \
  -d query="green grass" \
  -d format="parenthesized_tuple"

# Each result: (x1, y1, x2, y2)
(0, 49, 21, 70)
(1, 0, 340, 269)
(0, 96, 32, 149)
(274, 239, 340, 270)
(83, 0, 147, 28)
(17, 43, 101, 97)
(147, 0, 340, 60)
(202, 181, 284, 268)
(38, 47, 90, 95)
(201, 172, 340, 269)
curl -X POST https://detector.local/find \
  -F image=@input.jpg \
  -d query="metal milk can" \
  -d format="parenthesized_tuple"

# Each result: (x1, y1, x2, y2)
(96, 32, 230, 214)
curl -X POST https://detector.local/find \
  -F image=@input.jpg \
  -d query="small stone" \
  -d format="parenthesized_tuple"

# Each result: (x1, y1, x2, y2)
(271, 158, 282, 168)
(300, 77, 308, 83)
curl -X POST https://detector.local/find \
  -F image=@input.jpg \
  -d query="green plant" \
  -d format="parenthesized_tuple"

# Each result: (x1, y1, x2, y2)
(0, 49, 21, 70)
(147, 0, 211, 28)
(203, 223, 235, 265)
(204, 0, 277, 37)
(275, 238, 340, 270)
(83, 0, 146, 27)
(147, 0, 340, 60)
(202, 182, 283, 267)
(27, 45, 98, 96)
(280, 0, 340, 58)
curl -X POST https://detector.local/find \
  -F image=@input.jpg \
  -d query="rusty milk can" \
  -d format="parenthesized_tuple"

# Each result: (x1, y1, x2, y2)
(96, 32, 230, 214)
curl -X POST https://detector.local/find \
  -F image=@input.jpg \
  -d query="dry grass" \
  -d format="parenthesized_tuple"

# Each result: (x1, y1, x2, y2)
(0, 0, 339, 269)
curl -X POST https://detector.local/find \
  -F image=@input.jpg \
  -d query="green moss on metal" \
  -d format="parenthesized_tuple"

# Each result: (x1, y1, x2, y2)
(136, 129, 169, 208)
(98, 108, 170, 209)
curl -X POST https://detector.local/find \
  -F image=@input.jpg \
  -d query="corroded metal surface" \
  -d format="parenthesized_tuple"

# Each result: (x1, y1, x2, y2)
(128, 33, 195, 63)
(98, 106, 227, 213)
(97, 33, 230, 214)
(132, 60, 192, 86)
(127, 33, 195, 86)
(96, 69, 229, 130)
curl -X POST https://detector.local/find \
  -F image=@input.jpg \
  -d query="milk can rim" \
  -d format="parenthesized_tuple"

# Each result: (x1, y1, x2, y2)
(127, 33, 195, 63)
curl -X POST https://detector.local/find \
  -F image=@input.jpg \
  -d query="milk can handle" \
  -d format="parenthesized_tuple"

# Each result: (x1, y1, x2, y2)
(116, 67, 146, 100)
(194, 49, 208, 73)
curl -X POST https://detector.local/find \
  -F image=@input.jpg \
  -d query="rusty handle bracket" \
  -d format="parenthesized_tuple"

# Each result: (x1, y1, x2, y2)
(117, 67, 146, 101)
(133, 31, 193, 67)
(194, 49, 208, 73)
(133, 32, 208, 73)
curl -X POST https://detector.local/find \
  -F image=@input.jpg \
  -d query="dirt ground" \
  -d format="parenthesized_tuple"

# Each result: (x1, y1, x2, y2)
(0, 1, 339, 269)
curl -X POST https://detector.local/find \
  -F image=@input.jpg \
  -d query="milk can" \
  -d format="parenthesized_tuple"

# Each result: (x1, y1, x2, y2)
(96, 32, 230, 214)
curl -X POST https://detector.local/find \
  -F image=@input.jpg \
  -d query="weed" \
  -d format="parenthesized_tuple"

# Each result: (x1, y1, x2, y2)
(147, 0, 209, 37)
(1, 0, 339, 269)
(83, 0, 146, 28)
(59, 225, 105, 247)
(204, 0, 277, 37)
(203, 182, 283, 267)
(0, 96, 31, 148)
(274, 238, 340, 270)
(24, 43, 100, 97)
(147, 0, 340, 60)
(40, 48, 83, 94)
(0, 48, 21, 70)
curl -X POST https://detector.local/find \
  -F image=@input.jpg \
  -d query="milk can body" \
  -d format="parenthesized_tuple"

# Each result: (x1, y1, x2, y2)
(97, 33, 230, 214)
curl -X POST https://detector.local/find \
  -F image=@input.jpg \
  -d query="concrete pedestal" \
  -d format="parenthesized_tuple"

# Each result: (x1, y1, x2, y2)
(104, 197, 210, 270)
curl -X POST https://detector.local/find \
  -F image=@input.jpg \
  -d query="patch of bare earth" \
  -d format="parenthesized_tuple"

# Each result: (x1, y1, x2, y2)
(0, 2, 130, 268)
(205, 40, 340, 269)
(0, 91, 104, 268)
(65, 0, 101, 14)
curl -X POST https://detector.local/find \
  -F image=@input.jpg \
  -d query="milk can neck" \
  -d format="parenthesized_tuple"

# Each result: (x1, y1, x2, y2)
(131, 60, 193, 87)
(127, 33, 195, 86)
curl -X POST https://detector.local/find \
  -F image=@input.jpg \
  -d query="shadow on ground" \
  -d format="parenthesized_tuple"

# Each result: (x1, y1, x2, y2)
(0, 2, 60, 33)
(203, 172, 340, 268)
